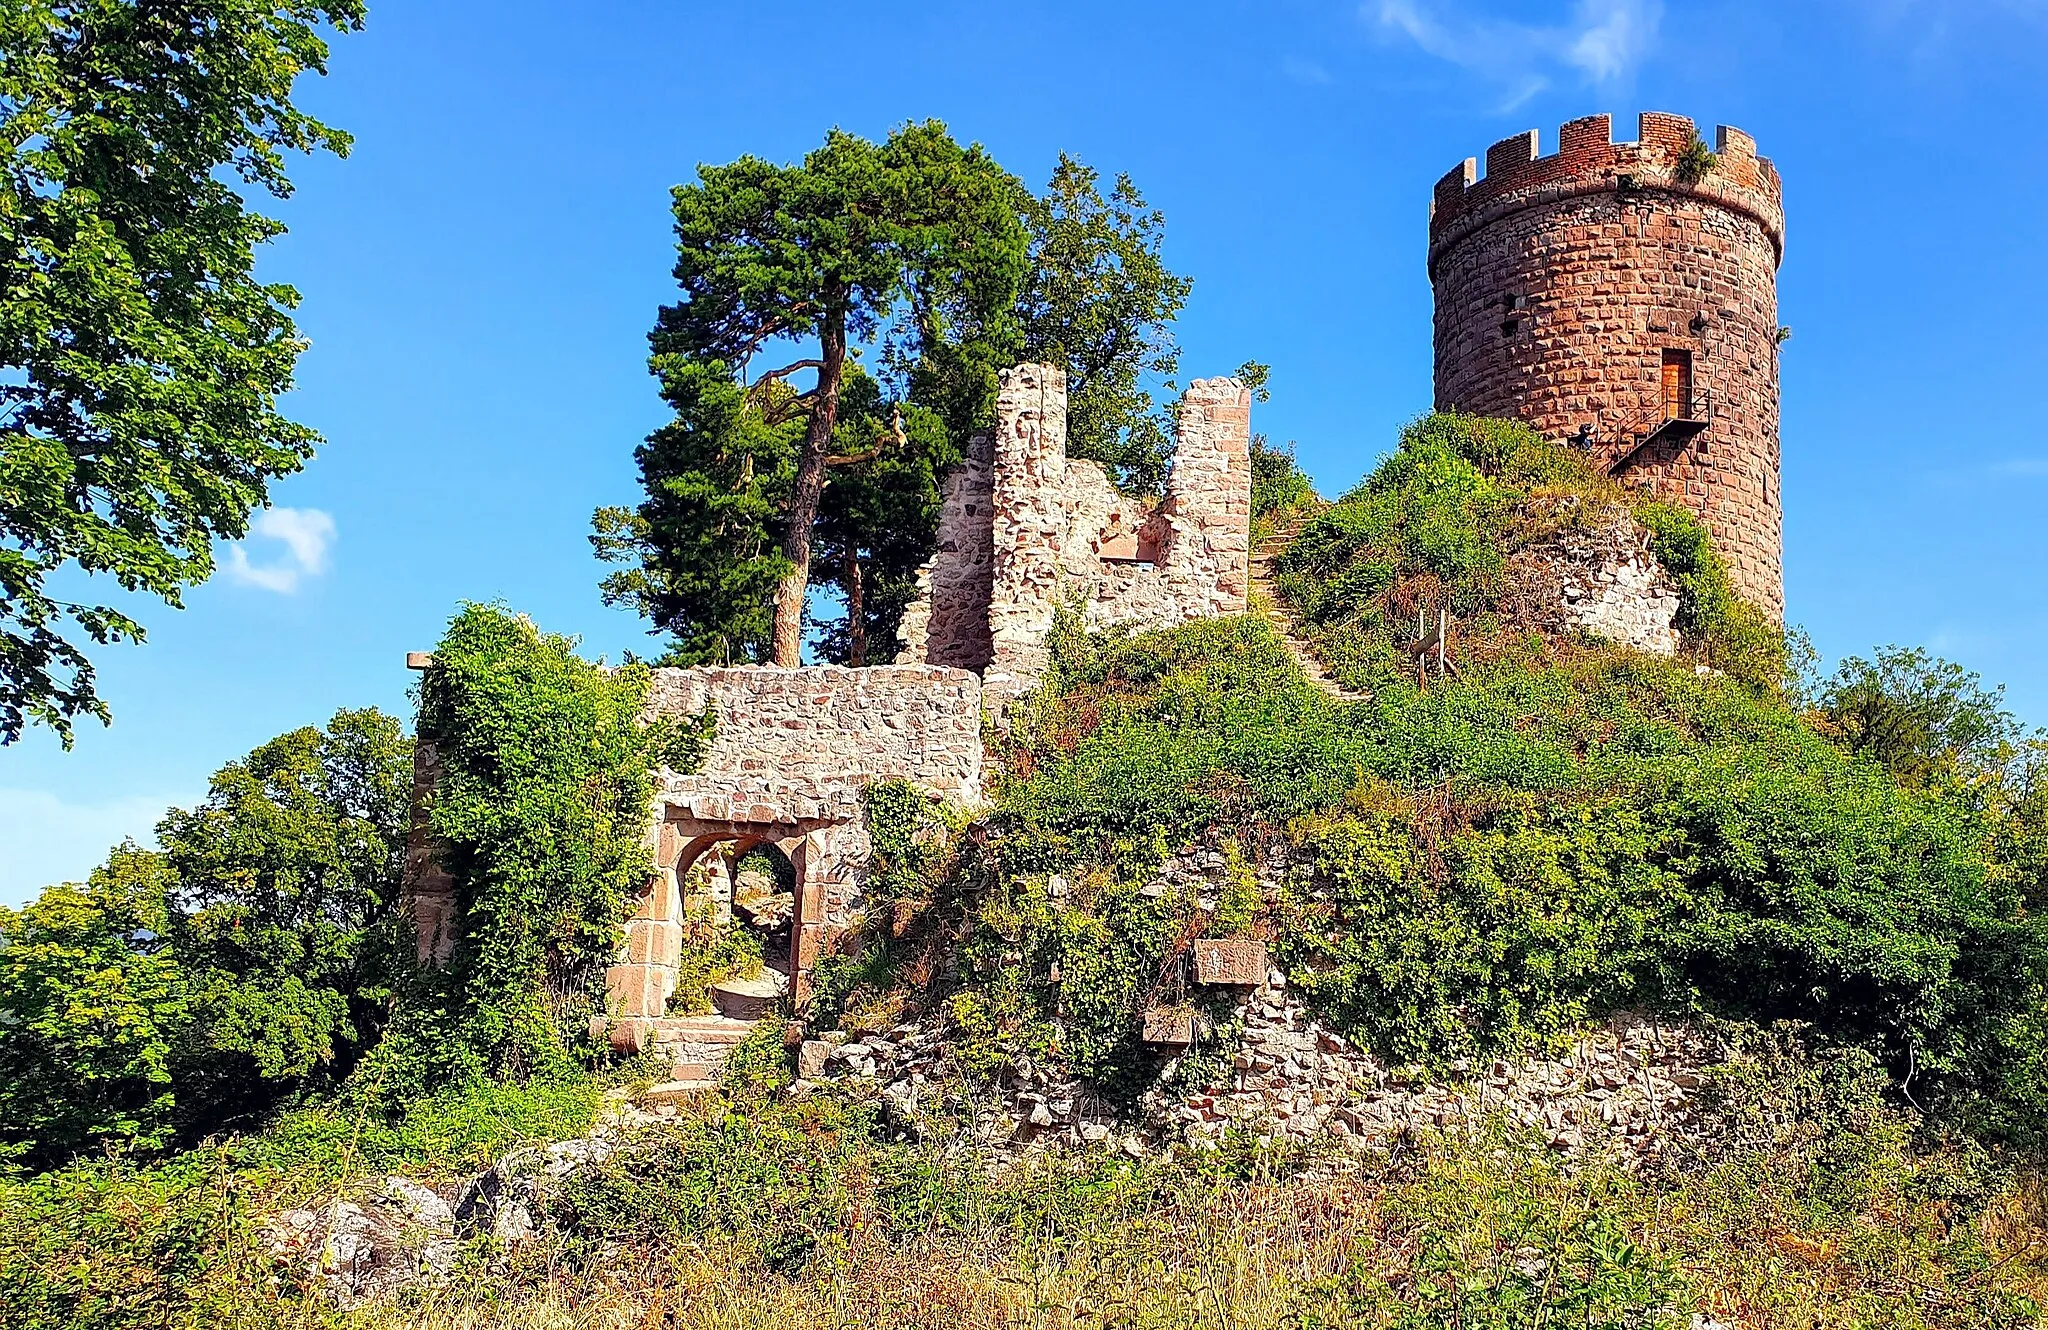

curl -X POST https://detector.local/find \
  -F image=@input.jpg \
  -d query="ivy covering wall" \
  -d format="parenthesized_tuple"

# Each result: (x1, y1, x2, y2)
(374, 605, 713, 1091)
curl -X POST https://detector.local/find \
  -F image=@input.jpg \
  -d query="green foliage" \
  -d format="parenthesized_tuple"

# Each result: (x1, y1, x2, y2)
(3, 1038, 2043, 1329)
(0, 710, 411, 1170)
(1279, 413, 1779, 692)
(0, 870, 189, 1167)
(591, 359, 800, 665)
(959, 868, 1194, 1093)
(0, 0, 364, 744)
(402, 605, 704, 1085)
(0, 1071, 605, 1330)
(248, 1073, 603, 1183)
(1674, 131, 1721, 185)
(1018, 155, 1192, 495)
(604, 121, 1029, 667)
(157, 708, 411, 1106)
(1300, 1161, 1684, 1328)
(478, 1081, 2045, 1326)
(717, 1017, 795, 1102)
(810, 370, 959, 664)
(1249, 434, 1319, 545)
(603, 137, 1200, 663)
(1814, 645, 2027, 792)
(1281, 793, 1664, 1065)
(989, 611, 2048, 1124)
(861, 779, 959, 908)
(1637, 500, 1784, 688)
(664, 900, 763, 1018)
(0, 1148, 281, 1330)
(805, 782, 963, 1030)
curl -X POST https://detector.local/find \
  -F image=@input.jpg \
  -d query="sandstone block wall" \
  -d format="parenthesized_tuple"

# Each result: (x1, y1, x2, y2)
(1430, 112, 1785, 619)
(899, 365, 1253, 701)
(893, 433, 995, 672)
(643, 664, 983, 812)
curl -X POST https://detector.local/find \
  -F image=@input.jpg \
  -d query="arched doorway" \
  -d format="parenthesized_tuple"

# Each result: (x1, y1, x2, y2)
(607, 809, 867, 1030)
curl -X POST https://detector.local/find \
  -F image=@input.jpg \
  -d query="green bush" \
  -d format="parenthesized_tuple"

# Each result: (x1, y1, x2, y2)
(0, 709, 412, 1170)
(983, 610, 2048, 1123)
(1249, 434, 1319, 545)
(0, 1070, 605, 1330)
(387, 604, 712, 1088)
(1276, 413, 1782, 693)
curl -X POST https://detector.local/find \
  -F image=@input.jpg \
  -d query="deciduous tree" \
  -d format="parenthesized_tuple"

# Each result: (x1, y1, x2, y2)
(0, 708, 409, 1167)
(0, 1, 365, 743)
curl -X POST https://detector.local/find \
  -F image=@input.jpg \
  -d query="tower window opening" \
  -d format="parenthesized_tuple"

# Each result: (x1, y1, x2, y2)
(1500, 318, 1520, 337)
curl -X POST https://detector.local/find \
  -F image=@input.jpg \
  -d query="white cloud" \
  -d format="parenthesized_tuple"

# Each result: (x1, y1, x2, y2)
(226, 506, 337, 594)
(0, 788, 179, 907)
(1373, 0, 1663, 106)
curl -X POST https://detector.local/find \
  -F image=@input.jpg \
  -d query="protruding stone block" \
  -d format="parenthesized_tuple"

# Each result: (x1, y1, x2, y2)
(1142, 1006, 1196, 1047)
(1192, 938, 1268, 988)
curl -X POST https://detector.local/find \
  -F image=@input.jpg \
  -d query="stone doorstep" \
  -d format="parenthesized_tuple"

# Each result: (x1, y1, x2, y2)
(641, 1079, 717, 1104)
(589, 1014, 758, 1056)
(649, 1015, 756, 1045)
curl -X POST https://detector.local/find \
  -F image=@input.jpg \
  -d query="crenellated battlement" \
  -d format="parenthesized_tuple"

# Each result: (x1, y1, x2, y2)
(1429, 112, 1784, 275)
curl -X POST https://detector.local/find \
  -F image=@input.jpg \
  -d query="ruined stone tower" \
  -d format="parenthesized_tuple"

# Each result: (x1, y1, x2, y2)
(1429, 112, 1786, 618)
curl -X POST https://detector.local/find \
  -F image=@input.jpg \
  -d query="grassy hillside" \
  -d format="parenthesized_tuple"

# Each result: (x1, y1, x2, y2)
(7, 418, 2048, 1328)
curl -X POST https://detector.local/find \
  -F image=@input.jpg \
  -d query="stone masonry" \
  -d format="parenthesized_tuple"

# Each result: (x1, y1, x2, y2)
(404, 364, 1253, 1043)
(1501, 506, 1684, 656)
(1431, 112, 1785, 618)
(898, 365, 1252, 702)
(607, 664, 982, 1028)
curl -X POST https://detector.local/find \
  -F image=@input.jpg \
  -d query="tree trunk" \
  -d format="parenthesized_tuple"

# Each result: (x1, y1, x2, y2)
(769, 314, 846, 667)
(843, 543, 866, 667)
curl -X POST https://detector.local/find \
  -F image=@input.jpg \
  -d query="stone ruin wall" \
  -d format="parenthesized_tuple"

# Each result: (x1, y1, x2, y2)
(607, 664, 982, 1025)
(897, 364, 1252, 701)
(893, 432, 996, 673)
(1431, 111, 1785, 620)
(409, 362, 1255, 1034)
(1502, 508, 1683, 656)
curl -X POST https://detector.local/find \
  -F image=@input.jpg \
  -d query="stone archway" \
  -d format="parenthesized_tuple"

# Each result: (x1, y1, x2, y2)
(604, 806, 870, 1030)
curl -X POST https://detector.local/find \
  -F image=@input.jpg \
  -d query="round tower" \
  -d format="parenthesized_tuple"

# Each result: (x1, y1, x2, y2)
(1429, 112, 1785, 619)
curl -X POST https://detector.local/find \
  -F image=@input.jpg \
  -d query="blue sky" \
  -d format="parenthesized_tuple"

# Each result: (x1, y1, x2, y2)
(6, 0, 2047, 904)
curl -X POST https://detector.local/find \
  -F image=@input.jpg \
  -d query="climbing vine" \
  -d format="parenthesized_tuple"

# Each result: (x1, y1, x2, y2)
(402, 605, 714, 1084)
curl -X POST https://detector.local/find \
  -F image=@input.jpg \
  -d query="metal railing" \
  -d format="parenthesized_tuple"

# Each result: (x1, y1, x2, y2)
(1625, 387, 1712, 440)
(1605, 389, 1713, 475)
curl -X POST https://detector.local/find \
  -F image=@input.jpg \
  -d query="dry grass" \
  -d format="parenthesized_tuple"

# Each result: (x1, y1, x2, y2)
(325, 1129, 2048, 1330)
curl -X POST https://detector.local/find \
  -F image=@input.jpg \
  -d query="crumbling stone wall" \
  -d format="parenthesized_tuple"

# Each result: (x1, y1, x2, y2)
(893, 432, 995, 671)
(899, 364, 1252, 701)
(1431, 112, 1785, 619)
(1500, 508, 1683, 656)
(606, 664, 982, 1023)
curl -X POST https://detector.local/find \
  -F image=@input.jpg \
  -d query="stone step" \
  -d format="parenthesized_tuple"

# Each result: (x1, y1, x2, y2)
(641, 1079, 717, 1104)
(639, 1014, 758, 1046)
(710, 970, 787, 1022)
(670, 1059, 724, 1083)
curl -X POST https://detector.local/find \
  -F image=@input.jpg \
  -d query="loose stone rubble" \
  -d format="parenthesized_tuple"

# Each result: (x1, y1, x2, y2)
(796, 1001, 1722, 1171)
(792, 845, 1726, 1169)
(261, 1136, 618, 1306)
